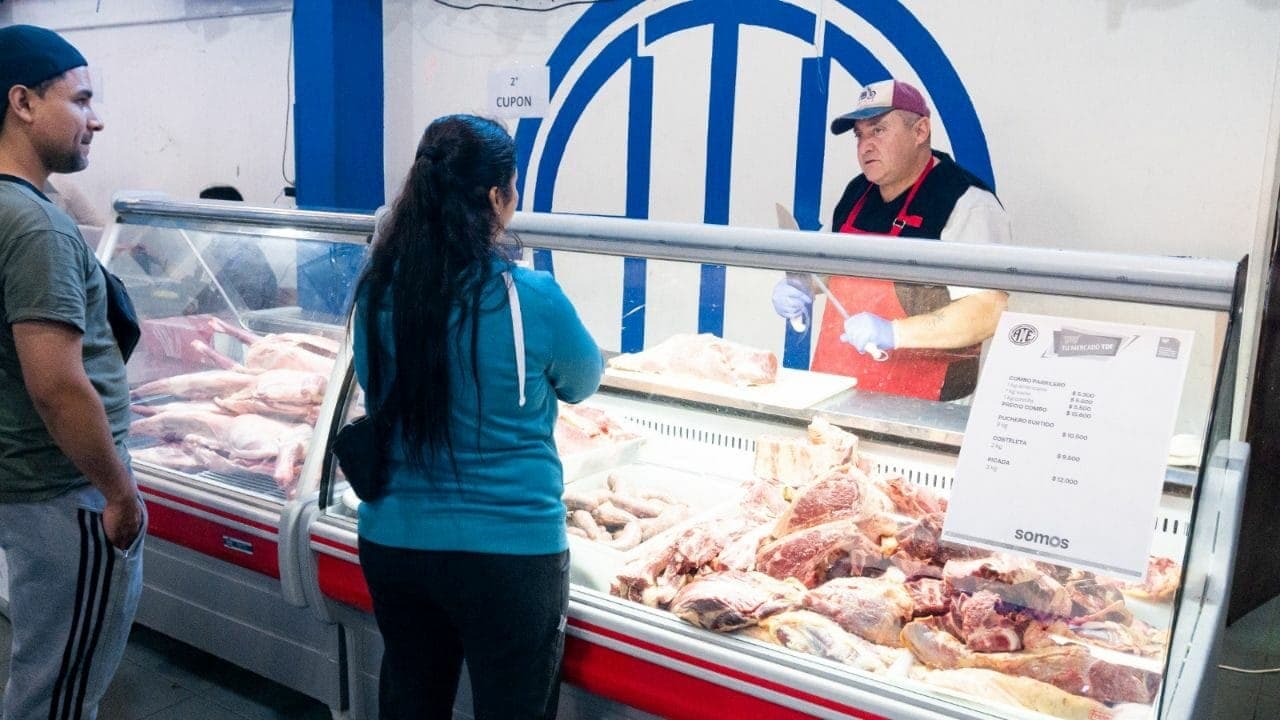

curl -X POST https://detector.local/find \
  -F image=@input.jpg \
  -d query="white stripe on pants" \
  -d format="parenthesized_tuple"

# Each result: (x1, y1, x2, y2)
(0, 485, 144, 720)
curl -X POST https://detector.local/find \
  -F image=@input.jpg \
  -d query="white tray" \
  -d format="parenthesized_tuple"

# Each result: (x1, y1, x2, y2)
(604, 366, 855, 410)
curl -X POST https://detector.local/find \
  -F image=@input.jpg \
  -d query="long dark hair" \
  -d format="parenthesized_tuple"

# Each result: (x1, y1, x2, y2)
(356, 114, 517, 471)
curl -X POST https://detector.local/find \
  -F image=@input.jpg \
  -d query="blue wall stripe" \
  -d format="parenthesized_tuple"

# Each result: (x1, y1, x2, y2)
(534, 27, 639, 214)
(548, 0, 646, 94)
(293, 1, 382, 316)
(697, 19, 739, 337)
(645, 0, 814, 45)
(622, 54, 654, 353)
(782, 55, 832, 370)
(513, 117, 541, 209)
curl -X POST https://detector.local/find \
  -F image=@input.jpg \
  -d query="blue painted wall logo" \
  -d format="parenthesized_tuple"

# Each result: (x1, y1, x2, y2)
(517, 0, 994, 356)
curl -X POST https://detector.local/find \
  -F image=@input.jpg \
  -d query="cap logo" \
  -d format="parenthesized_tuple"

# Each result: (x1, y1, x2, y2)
(859, 87, 876, 102)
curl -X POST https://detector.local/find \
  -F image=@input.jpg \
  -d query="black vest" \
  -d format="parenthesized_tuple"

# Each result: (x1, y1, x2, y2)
(830, 150, 995, 239)
(829, 151, 996, 400)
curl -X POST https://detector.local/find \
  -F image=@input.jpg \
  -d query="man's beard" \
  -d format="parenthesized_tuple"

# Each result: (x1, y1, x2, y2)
(45, 142, 89, 174)
(48, 151, 89, 174)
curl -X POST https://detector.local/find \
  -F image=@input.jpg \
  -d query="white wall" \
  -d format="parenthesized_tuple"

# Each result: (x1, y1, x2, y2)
(0, 0, 296, 214)
(384, 0, 1280, 437)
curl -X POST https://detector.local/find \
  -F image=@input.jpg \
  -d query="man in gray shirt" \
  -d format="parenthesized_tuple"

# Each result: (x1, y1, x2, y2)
(0, 25, 144, 720)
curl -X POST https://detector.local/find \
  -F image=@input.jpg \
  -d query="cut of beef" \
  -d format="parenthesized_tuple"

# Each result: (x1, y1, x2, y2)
(801, 577, 915, 646)
(668, 571, 804, 631)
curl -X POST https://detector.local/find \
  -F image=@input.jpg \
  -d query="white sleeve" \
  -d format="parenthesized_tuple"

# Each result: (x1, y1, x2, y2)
(943, 187, 1012, 299)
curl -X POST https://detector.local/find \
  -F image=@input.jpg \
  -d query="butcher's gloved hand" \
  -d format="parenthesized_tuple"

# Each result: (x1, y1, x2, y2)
(840, 312, 896, 354)
(771, 278, 813, 323)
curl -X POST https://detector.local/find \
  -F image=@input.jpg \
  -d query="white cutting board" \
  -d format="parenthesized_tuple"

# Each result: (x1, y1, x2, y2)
(603, 366, 856, 410)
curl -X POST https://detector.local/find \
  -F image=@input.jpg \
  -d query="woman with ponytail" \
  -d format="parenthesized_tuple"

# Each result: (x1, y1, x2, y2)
(351, 114, 602, 719)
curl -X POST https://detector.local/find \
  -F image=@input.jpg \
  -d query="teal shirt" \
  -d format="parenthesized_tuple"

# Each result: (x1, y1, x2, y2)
(352, 261, 602, 555)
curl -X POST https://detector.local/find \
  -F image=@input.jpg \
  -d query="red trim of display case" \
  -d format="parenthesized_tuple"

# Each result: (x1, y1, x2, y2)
(141, 492, 280, 578)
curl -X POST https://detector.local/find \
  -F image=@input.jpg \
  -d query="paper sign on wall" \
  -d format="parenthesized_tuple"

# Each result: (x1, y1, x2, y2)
(487, 65, 549, 119)
(941, 312, 1194, 580)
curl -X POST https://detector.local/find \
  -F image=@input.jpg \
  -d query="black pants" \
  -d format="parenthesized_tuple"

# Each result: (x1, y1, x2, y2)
(358, 538, 570, 720)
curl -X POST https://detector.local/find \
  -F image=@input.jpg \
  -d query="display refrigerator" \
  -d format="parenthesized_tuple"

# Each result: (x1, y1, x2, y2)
(102, 197, 1248, 720)
(96, 196, 372, 709)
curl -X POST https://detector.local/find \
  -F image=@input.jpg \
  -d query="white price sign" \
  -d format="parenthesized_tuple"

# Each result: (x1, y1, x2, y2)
(941, 312, 1193, 580)
(486, 65, 549, 119)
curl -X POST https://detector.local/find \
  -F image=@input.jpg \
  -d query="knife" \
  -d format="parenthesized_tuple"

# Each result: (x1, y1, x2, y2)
(774, 203, 888, 361)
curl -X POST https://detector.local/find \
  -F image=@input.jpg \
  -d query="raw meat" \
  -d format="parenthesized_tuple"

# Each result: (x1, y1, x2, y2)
(131, 443, 202, 472)
(880, 474, 948, 517)
(892, 512, 986, 568)
(1120, 556, 1181, 603)
(608, 333, 778, 386)
(756, 520, 885, 588)
(801, 577, 915, 646)
(555, 403, 639, 455)
(755, 611, 905, 673)
(714, 523, 773, 572)
(914, 668, 1111, 720)
(752, 418, 860, 486)
(770, 465, 895, 539)
(738, 477, 789, 521)
(131, 369, 257, 400)
(944, 556, 1073, 618)
(942, 591, 1024, 652)
(668, 571, 804, 631)
(902, 618, 1160, 704)
(903, 578, 950, 617)
(131, 407, 235, 442)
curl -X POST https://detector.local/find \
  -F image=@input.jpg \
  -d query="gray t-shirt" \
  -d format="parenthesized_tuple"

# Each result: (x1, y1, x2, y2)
(0, 178, 130, 502)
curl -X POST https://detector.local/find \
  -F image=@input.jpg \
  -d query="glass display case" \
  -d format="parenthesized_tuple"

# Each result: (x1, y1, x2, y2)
(101, 197, 367, 506)
(307, 211, 1247, 720)
(97, 195, 372, 709)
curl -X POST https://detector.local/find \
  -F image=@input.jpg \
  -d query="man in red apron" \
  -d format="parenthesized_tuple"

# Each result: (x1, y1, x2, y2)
(772, 79, 1011, 401)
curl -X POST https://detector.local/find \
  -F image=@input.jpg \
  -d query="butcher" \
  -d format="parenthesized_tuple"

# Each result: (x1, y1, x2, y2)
(772, 79, 1011, 401)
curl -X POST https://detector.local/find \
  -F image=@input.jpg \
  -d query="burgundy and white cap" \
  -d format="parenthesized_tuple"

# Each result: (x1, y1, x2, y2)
(830, 79, 931, 135)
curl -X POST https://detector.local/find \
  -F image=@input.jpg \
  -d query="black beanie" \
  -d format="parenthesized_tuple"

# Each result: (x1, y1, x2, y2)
(0, 25, 88, 117)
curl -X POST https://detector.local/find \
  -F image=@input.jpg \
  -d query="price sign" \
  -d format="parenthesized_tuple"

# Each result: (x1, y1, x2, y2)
(942, 312, 1194, 579)
(487, 65, 549, 119)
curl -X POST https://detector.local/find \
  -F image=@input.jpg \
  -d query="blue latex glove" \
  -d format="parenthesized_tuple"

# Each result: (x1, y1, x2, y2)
(840, 312, 896, 354)
(771, 277, 813, 322)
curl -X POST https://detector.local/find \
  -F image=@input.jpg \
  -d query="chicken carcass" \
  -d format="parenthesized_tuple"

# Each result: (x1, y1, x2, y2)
(131, 369, 257, 400)
(130, 443, 202, 472)
(667, 571, 804, 632)
(801, 577, 916, 646)
(901, 618, 1160, 705)
(608, 333, 778, 386)
(555, 404, 638, 455)
(131, 406, 236, 443)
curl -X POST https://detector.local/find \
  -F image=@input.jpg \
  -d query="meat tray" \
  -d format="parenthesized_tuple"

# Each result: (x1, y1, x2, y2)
(566, 463, 741, 591)
(603, 366, 856, 411)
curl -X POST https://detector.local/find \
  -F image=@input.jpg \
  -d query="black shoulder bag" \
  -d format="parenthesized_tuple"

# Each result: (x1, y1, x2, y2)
(332, 299, 393, 502)
(332, 407, 389, 502)
(101, 266, 141, 362)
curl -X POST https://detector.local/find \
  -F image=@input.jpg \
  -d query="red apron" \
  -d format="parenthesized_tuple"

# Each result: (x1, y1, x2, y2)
(810, 159, 959, 401)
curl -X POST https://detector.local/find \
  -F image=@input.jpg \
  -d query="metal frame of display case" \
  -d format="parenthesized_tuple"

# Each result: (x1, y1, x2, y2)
(108, 198, 1249, 720)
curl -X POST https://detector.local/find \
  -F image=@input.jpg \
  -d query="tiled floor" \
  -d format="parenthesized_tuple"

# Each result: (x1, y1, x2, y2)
(2, 595, 1279, 719)
(0, 616, 329, 719)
